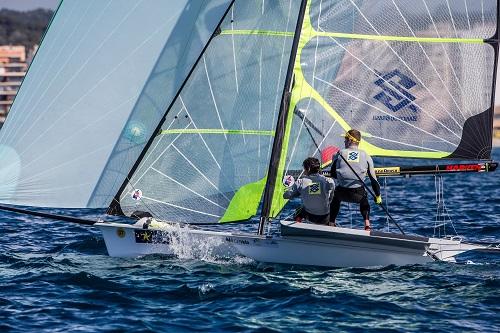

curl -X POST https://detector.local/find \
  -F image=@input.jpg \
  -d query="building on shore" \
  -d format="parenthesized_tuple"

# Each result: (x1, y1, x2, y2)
(0, 45, 27, 125)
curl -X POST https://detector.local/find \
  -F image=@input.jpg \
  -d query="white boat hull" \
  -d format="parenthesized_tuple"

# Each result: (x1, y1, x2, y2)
(95, 220, 488, 268)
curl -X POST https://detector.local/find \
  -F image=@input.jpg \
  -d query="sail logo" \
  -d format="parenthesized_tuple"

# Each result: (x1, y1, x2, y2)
(375, 167, 401, 175)
(347, 151, 359, 162)
(309, 183, 321, 194)
(373, 70, 420, 115)
(445, 164, 482, 172)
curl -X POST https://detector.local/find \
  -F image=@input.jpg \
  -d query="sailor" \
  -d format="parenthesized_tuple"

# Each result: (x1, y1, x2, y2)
(283, 157, 334, 225)
(330, 129, 382, 230)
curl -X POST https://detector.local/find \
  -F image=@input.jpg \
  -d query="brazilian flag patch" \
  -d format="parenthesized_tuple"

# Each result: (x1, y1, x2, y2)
(308, 182, 321, 195)
(134, 230, 169, 244)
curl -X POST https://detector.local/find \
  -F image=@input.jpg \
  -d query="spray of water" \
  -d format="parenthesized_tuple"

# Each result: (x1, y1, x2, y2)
(151, 222, 254, 266)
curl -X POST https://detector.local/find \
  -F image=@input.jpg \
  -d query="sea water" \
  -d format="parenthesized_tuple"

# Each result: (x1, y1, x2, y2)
(1, 150, 499, 332)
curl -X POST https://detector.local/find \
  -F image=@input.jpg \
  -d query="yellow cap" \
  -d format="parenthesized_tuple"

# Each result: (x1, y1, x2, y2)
(341, 130, 361, 143)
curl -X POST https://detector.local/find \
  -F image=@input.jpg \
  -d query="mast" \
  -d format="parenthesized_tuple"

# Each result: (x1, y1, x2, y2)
(107, 1, 236, 216)
(258, 0, 308, 235)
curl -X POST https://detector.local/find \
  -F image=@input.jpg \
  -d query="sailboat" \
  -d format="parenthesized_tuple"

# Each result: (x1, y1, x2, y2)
(0, 0, 499, 267)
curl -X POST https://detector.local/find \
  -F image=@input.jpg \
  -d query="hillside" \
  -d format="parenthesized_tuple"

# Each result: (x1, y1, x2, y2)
(0, 9, 53, 50)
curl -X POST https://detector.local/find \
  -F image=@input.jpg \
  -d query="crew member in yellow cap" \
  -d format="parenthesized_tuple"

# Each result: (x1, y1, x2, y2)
(330, 129, 382, 231)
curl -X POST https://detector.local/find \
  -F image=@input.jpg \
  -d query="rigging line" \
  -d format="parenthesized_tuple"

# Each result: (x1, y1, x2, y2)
(160, 129, 274, 135)
(141, 196, 221, 218)
(0, 204, 97, 226)
(337, 151, 405, 235)
(115, 141, 154, 212)
(10, 180, 96, 195)
(11, 142, 113, 189)
(0, 1, 79, 140)
(314, 76, 458, 146)
(442, 177, 459, 236)
(313, 32, 483, 44)
(365, 134, 444, 152)
(287, 0, 325, 172)
(295, 109, 326, 137)
(14, 0, 147, 150)
(420, 7, 490, 156)
(445, 0, 459, 38)
(19, 8, 188, 159)
(150, 167, 226, 209)
(422, 0, 466, 105)
(222, 29, 484, 43)
(268, 0, 294, 161)
(132, 103, 188, 177)
(231, 6, 239, 93)
(464, 0, 472, 31)
(180, 96, 222, 170)
(127, 101, 188, 180)
(391, 0, 467, 124)
(286, 111, 322, 171)
(171, 144, 231, 202)
(0, 1, 73, 140)
(102, 138, 139, 209)
(203, 55, 227, 141)
(119, 121, 191, 201)
(316, 34, 463, 139)
(347, 1, 464, 136)
(298, 113, 322, 150)
(109, 0, 237, 215)
(338, 4, 464, 137)
(259, 0, 308, 235)
(383, 177, 389, 232)
(299, 119, 337, 172)
(10, 93, 141, 174)
(240, 120, 247, 145)
(258, 46, 262, 176)
(136, 136, 166, 177)
(481, 0, 485, 30)
(286, 114, 308, 171)
(221, 30, 294, 37)
(1, 1, 98, 142)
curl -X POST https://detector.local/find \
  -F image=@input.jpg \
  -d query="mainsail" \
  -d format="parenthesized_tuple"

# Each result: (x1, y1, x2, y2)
(266, 0, 499, 218)
(113, 0, 302, 223)
(0, 0, 234, 208)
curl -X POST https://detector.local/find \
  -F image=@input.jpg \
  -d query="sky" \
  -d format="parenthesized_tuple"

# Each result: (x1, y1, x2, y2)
(0, 0, 59, 11)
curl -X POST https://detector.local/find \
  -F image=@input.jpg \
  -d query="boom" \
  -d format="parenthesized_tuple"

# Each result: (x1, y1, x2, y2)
(289, 161, 498, 178)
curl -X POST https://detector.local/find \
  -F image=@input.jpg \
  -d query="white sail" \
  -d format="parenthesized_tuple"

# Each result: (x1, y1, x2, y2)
(0, 0, 232, 208)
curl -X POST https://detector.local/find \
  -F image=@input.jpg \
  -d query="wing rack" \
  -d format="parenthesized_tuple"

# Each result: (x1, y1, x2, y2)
(288, 161, 498, 178)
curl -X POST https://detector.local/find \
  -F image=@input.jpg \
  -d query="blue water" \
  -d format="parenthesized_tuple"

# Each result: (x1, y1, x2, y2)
(1, 151, 500, 332)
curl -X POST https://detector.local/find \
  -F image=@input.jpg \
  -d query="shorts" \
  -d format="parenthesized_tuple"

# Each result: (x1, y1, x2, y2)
(333, 186, 367, 203)
(294, 206, 330, 225)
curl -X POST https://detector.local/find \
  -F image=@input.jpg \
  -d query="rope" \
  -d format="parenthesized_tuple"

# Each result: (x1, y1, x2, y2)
(337, 152, 405, 235)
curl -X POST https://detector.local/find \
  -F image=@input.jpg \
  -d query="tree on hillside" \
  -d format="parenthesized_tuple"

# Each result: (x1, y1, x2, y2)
(0, 9, 54, 50)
